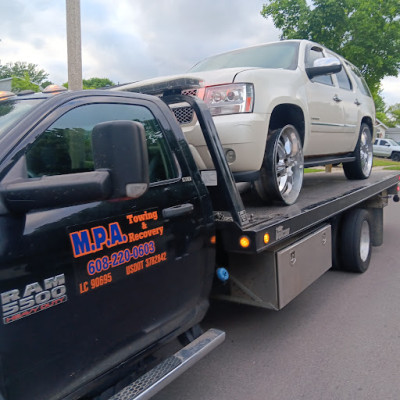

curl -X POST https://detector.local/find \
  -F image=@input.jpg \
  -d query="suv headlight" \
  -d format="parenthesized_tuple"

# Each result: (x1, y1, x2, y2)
(203, 83, 254, 116)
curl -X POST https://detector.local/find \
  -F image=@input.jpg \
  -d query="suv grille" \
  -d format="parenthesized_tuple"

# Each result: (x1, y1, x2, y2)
(181, 89, 198, 96)
(171, 89, 198, 125)
(172, 106, 194, 124)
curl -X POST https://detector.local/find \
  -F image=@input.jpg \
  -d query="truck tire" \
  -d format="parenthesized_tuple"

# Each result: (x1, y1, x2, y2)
(343, 123, 373, 180)
(255, 125, 304, 205)
(391, 152, 400, 162)
(339, 208, 371, 273)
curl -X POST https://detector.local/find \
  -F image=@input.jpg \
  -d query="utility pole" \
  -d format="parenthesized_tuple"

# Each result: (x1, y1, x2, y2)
(66, 0, 82, 90)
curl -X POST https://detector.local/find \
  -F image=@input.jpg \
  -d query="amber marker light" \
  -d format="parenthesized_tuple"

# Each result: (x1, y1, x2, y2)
(0, 91, 15, 100)
(42, 84, 67, 94)
(210, 235, 216, 245)
(239, 236, 250, 248)
(264, 233, 270, 244)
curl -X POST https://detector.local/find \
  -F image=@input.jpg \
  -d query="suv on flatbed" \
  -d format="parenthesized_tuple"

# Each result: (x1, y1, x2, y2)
(116, 39, 375, 205)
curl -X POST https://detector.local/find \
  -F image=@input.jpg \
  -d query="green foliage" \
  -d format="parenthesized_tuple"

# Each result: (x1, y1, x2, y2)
(11, 73, 40, 93)
(374, 92, 386, 113)
(63, 77, 115, 90)
(387, 103, 400, 127)
(261, 0, 400, 98)
(376, 111, 395, 128)
(82, 78, 114, 89)
(0, 61, 49, 86)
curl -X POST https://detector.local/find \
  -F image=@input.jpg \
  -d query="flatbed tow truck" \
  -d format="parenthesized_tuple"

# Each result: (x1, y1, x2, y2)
(0, 87, 398, 400)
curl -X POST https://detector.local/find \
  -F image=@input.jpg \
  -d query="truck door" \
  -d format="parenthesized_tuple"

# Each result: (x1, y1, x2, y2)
(0, 95, 214, 400)
(375, 139, 392, 157)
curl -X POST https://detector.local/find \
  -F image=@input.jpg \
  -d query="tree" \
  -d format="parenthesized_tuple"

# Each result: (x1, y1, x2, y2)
(11, 73, 40, 93)
(387, 104, 400, 127)
(261, 0, 400, 98)
(82, 77, 114, 89)
(63, 77, 115, 90)
(0, 61, 49, 86)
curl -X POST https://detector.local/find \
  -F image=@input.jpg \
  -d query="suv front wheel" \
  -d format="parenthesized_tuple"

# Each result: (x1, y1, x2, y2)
(255, 125, 304, 205)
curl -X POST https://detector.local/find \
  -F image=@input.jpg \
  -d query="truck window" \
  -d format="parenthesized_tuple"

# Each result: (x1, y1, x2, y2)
(25, 103, 178, 183)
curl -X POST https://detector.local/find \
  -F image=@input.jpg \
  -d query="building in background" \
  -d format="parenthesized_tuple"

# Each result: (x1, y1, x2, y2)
(0, 77, 12, 91)
(385, 128, 400, 143)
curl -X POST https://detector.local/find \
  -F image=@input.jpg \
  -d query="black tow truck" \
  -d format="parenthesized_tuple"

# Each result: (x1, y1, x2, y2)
(0, 86, 399, 400)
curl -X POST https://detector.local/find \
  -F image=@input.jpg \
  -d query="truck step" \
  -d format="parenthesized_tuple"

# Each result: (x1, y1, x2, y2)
(109, 328, 225, 400)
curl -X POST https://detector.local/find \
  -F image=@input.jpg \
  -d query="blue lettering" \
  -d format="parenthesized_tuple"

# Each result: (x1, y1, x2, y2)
(92, 226, 108, 251)
(109, 222, 125, 246)
(70, 230, 92, 258)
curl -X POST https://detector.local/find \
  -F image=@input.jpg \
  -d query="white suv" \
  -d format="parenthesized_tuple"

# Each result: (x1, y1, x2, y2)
(116, 40, 375, 205)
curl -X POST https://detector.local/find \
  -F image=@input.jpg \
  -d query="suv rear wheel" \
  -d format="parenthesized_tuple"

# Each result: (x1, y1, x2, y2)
(343, 123, 373, 179)
(255, 125, 304, 205)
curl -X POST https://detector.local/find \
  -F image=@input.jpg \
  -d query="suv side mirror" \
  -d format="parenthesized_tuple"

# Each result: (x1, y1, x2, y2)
(306, 57, 342, 79)
(0, 120, 149, 213)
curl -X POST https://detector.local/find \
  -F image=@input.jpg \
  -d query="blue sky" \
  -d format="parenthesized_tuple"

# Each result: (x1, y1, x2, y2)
(0, 0, 399, 105)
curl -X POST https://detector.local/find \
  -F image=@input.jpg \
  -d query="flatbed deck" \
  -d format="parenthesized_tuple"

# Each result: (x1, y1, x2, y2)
(217, 169, 400, 253)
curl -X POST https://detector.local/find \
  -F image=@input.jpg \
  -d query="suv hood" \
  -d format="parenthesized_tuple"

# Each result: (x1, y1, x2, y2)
(114, 67, 260, 95)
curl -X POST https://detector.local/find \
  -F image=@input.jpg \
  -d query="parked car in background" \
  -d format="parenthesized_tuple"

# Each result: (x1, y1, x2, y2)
(373, 138, 400, 161)
(115, 40, 375, 205)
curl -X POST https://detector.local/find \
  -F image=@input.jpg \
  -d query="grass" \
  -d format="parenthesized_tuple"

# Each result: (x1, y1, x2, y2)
(304, 168, 324, 173)
(373, 157, 400, 171)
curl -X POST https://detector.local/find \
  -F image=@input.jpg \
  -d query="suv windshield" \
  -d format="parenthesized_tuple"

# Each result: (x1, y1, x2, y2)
(189, 41, 299, 72)
(0, 98, 44, 139)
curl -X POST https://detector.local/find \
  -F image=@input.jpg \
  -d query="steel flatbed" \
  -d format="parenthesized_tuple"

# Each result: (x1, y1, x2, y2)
(216, 170, 400, 253)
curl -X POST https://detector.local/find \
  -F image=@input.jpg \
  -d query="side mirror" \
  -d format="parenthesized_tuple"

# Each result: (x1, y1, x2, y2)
(92, 120, 149, 199)
(306, 57, 342, 79)
(0, 120, 149, 213)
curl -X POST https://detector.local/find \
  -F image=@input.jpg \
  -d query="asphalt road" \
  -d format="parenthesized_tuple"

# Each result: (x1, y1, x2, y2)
(153, 199, 400, 400)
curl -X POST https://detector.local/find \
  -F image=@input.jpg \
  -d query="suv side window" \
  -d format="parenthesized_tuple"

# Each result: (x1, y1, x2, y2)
(305, 46, 333, 86)
(346, 62, 372, 97)
(335, 65, 352, 90)
(26, 103, 178, 183)
(325, 51, 352, 90)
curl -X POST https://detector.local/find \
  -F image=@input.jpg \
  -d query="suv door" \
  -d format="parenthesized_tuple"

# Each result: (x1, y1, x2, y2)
(0, 95, 215, 400)
(330, 58, 360, 151)
(304, 45, 345, 155)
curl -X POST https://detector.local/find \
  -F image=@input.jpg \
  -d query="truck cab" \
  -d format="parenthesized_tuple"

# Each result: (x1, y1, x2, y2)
(0, 89, 217, 400)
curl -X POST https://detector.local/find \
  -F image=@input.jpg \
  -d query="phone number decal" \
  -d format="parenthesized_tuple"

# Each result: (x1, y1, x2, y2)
(87, 241, 156, 275)
(68, 209, 168, 295)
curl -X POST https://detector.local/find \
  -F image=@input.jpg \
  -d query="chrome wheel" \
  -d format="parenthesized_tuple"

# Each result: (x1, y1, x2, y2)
(343, 123, 372, 180)
(359, 220, 370, 262)
(359, 126, 373, 177)
(255, 125, 304, 205)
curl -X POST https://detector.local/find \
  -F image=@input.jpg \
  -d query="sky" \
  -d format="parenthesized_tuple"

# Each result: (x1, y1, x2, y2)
(0, 0, 399, 106)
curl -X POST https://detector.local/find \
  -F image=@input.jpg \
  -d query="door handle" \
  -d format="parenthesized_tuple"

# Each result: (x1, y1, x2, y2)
(354, 98, 361, 106)
(162, 203, 194, 219)
(333, 95, 342, 102)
